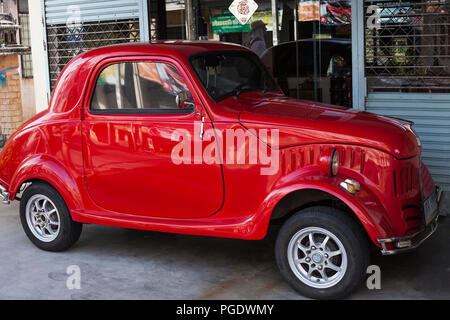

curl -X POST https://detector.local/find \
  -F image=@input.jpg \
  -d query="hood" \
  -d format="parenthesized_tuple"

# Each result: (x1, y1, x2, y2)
(238, 94, 420, 159)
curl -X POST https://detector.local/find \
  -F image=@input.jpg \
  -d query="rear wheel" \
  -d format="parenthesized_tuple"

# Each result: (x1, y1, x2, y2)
(20, 182, 82, 252)
(275, 206, 369, 299)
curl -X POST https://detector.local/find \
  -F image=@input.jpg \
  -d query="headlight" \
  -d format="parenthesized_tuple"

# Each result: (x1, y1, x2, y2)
(331, 149, 339, 176)
(319, 148, 339, 176)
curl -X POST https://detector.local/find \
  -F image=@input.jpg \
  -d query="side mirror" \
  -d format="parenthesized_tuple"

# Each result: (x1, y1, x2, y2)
(176, 91, 195, 110)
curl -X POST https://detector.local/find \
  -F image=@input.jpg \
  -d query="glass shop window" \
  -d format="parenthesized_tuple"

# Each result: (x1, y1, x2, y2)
(259, 0, 353, 108)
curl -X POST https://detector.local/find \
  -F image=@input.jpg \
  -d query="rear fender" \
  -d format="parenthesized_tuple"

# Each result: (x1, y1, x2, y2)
(10, 154, 82, 210)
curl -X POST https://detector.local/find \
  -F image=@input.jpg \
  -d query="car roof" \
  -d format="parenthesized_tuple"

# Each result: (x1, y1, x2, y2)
(77, 41, 248, 61)
(49, 41, 248, 113)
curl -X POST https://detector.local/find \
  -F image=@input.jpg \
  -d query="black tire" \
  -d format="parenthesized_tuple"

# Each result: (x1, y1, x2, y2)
(20, 182, 82, 252)
(275, 206, 370, 299)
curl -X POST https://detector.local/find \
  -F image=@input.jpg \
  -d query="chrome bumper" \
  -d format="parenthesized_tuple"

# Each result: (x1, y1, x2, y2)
(377, 218, 438, 255)
(0, 184, 10, 205)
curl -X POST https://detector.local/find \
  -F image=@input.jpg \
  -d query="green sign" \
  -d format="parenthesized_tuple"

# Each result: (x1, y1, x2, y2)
(211, 10, 281, 34)
(211, 14, 251, 34)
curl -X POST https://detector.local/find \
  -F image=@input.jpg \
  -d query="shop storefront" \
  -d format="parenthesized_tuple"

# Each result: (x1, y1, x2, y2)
(30, 0, 450, 202)
(159, 0, 353, 107)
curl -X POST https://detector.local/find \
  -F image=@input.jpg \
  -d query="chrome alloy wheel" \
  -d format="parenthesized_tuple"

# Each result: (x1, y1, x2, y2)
(25, 194, 60, 242)
(287, 227, 348, 289)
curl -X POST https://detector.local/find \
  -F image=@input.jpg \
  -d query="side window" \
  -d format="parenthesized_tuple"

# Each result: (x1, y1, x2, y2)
(90, 61, 193, 113)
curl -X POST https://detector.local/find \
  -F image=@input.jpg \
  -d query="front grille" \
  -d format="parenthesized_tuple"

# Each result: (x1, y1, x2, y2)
(402, 204, 423, 236)
(392, 156, 424, 235)
(393, 166, 417, 196)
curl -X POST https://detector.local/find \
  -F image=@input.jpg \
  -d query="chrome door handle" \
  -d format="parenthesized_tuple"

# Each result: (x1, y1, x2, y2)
(200, 116, 205, 140)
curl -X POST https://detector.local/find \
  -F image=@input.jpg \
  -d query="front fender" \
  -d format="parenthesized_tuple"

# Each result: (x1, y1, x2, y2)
(253, 179, 394, 246)
(10, 154, 83, 211)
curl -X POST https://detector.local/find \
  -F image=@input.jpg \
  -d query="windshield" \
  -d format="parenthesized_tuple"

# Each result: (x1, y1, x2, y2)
(190, 51, 278, 102)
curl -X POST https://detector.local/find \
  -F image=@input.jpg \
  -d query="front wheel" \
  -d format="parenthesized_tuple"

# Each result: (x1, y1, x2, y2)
(275, 206, 370, 299)
(20, 182, 83, 252)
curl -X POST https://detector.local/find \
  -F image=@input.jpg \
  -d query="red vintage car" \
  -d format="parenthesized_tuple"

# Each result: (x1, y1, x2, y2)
(0, 42, 441, 299)
(326, 1, 352, 24)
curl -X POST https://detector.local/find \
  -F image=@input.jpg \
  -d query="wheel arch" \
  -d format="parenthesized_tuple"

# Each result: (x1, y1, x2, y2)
(10, 154, 83, 211)
(260, 182, 389, 246)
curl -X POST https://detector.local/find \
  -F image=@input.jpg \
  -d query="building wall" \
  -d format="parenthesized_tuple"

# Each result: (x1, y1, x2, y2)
(20, 77, 35, 121)
(2, 0, 19, 43)
(0, 55, 23, 146)
(28, 0, 48, 112)
(0, 0, 37, 145)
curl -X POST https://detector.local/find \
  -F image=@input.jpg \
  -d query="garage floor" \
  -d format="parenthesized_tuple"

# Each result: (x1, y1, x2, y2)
(0, 201, 449, 300)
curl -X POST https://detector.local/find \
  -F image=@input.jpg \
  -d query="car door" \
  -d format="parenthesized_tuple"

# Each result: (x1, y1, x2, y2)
(82, 56, 224, 219)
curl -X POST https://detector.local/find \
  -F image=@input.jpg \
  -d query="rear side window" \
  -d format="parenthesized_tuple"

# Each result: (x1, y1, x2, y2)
(90, 61, 193, 114)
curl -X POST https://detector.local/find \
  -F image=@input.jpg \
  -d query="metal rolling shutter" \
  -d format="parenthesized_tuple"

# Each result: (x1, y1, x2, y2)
(43, 0, 147, 91)
(366, 92, 450, 191)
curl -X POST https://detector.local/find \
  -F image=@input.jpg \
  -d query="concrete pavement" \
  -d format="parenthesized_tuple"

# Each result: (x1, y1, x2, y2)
(0, 201, 449, 300)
